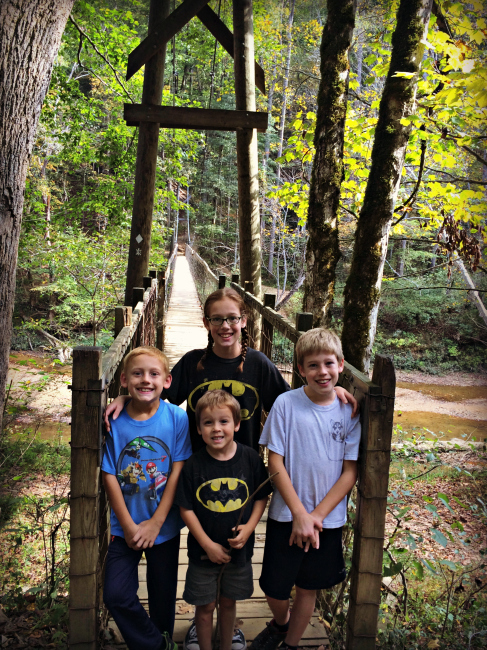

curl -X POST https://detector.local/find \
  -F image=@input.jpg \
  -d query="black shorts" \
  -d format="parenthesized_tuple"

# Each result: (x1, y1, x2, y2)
(259, 518, 346, 600)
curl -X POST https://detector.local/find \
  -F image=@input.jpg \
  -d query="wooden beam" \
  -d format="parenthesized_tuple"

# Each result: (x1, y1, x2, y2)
(196, 4, 265, 94)
(124, 0, 170, 307)
(126, 0, 210, 80)
(124, 104, 268, 132)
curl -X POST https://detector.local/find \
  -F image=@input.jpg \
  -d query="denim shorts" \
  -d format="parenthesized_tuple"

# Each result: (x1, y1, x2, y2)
(259, 518, 345, 600)
(183, 560, 253, 606)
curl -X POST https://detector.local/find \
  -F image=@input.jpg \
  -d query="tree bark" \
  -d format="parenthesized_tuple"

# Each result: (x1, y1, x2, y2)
(268, 0, 295, 275)
(342, 0, 433, 372)
(302, 0, 356, 328)
(0, 0, 75, 434)
(233, 0, 262, 302)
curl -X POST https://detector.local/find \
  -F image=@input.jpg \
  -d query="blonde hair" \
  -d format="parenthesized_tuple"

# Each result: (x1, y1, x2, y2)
(122, 346, 170, 375)
(295, 328, 343, 366)
(198, 288, 249, 373)
(195, 389, 241, 427)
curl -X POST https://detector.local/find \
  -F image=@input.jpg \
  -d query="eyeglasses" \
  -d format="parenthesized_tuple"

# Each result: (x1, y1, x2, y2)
(206, 316, 243, 326)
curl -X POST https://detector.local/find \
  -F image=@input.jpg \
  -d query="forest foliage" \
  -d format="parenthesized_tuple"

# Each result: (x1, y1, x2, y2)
(14, 0, 486, 372)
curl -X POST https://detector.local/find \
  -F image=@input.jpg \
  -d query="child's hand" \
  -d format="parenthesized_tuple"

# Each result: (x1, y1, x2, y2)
(104, 395, 130, 431)
(228, 525, 251, 550)
(123, 522, 142, 549)
(205, 542, 231, 564)
(334, 387, 359, 418)
(130, 518, 161, 549)
(290, 511, 322, 551)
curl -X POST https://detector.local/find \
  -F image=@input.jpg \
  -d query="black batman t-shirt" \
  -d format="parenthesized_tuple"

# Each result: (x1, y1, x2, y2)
(175, 443, 272, 566)
(163, 348, 290, 453)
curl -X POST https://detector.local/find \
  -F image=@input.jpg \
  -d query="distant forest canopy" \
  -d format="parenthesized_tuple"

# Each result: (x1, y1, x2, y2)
(16, 0, 486, 372)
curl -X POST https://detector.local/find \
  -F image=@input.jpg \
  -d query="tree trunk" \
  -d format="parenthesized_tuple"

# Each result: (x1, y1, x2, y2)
(342, 0, 433, 372)
(302, 0, 356, 328)
(0, 0, 75, 434)
(268, 0, 295, 275)
(233, 0, 262, 303)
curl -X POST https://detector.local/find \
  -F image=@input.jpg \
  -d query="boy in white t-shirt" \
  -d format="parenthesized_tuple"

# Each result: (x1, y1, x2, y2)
(251, 329, 361, 650)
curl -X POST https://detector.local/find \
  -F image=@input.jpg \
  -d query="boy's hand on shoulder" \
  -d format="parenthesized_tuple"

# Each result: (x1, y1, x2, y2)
(104, 395, 130, 431)
(204, 541, 231, 564)
(228, 524, 251, 550)
(334, 386, 359, 418)
(131, 518, 161, 549)
(290, 511, 322, 551)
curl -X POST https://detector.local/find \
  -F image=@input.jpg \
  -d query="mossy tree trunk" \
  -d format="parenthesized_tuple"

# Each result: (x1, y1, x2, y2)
(342, 0, 433, 372)
(302, 0, 356, 328)
(0, 0, 75, 434)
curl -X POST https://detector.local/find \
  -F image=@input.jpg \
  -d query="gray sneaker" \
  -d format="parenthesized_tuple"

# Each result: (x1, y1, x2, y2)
(183, 620, 199, 650)
(232, 628, 246, 650)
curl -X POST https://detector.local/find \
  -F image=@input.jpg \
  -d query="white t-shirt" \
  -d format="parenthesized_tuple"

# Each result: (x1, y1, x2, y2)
(259, 387, 361, 528)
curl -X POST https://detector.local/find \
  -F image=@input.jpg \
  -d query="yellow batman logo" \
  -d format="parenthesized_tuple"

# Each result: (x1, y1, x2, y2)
(188, 380, 259, 420)
(196, 477, 249, 512)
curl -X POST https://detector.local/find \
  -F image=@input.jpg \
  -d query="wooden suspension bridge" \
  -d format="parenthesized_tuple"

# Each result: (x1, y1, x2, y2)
(69, 245, 395, 650)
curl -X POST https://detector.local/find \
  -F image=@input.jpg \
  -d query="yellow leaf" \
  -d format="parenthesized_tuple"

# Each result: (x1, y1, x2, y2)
(427, 640, 440, 649)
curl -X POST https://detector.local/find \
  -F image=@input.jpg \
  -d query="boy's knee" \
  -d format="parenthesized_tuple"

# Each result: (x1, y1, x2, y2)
(104, 583, 136, 612)
(219, 596, 236, 611)
(196, 601, 216, 617)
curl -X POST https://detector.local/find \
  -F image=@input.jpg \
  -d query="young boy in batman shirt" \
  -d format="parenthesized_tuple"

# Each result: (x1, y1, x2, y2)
(175, 390, 272, 650)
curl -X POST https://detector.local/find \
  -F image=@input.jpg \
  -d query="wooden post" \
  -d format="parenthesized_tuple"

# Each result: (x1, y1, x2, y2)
(219, 274, 226, 289)
(124, 0, 171, 306)
(114, 307, 125, 339)
(143, 275, 152, 290)
(261, 293, 275, 361)
(233, 0, 262, 308)
(149, 269, 157, 279)
(110, 308, 132, 398)
(346, 354, 395, 649)
(69, 347, 105, 649)
(244, 280, 255, 347)
(292, 312, 313, 388)
(157, 271, 166, 351)
(132, 287, 145, 309)
(231, 273, 239, 284)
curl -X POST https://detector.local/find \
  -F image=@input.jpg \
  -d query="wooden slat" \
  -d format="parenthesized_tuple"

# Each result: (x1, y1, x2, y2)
(124, 104, 268, 132)
(126, 0, 210, 80)
(196, 4, 265, 94)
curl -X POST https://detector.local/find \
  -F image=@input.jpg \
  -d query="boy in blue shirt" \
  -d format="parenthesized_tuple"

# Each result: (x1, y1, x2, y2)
(252, 329, 361, 650)
(102, 346, 192, 650)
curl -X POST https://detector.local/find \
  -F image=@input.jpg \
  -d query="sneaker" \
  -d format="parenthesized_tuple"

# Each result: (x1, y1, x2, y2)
(250, 620, 287, 650)
(183, 620, 199, 650)
(232, 627, 246, 650)
(161, 631, 178, 650)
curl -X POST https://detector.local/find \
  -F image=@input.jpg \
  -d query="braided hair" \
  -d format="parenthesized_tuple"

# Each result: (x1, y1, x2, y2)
(197, 288, 247, 373)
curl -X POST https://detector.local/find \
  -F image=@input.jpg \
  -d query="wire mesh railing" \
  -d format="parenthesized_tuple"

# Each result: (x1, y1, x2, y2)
(185, 243, 219, 307)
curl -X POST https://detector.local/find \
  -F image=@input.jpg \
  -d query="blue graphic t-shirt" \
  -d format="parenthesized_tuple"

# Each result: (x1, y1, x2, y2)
(102, 399, 192, 545)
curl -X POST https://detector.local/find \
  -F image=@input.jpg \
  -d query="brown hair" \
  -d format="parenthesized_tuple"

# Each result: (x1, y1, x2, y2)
(295, 328, 344, 366)
(195, 389, 241, 427)
(122, 346, 170, 375)
(198, 288, 249, 373)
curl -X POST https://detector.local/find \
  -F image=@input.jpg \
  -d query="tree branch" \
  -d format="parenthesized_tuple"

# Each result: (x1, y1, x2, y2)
(69, 15, 135, 102)
(423, 167, 487, 185)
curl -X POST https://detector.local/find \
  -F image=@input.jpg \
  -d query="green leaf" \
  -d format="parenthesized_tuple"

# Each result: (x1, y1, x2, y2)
(430, 528, 448, 547)
(440, 559, 457, 571)
(412, 560, 424, 580)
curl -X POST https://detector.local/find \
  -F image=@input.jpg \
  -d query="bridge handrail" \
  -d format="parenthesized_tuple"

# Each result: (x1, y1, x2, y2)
(69, 242, 177, 648)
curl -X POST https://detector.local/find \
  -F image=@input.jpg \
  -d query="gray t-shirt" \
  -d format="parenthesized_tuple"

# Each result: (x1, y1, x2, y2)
(259, 387, 361, 529)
